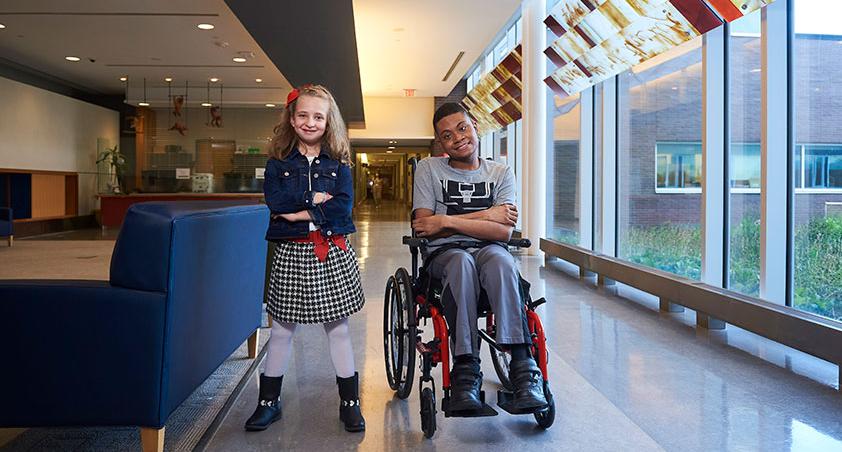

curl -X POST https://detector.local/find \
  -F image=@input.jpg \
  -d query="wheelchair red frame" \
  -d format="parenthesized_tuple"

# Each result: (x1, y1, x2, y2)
(383, 236, 555, 438)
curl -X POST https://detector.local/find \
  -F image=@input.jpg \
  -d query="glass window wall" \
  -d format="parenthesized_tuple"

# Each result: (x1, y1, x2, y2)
(793, 0, 842, 321)
(547, 93, 581, 244)
(126, 106, 277, 194)
(617, 38, 703, 280)
(729, 11, 762, 296)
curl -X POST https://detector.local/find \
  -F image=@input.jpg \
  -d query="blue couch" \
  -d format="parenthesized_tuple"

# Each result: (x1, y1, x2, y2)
(0, 202, 268, 451)
(0, 207, 11, 246)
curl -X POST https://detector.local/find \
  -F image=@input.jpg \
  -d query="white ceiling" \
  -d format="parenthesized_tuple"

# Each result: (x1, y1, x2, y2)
(0, 0, 291, 106)
(0, 0, 522, 106)
(352, 0, 520, 97)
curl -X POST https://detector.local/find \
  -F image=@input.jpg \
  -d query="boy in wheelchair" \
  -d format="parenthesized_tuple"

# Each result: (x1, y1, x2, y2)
(410, 103, 547, 412)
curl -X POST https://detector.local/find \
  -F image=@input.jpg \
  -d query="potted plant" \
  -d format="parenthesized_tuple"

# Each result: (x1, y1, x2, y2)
(96, 145, 126, 194)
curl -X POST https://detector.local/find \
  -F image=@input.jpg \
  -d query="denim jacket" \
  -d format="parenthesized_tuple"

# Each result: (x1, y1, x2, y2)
(263, 147, 356, 240)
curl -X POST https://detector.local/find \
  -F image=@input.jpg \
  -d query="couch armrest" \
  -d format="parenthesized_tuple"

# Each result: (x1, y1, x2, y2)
(0, 280, 168, 428)
(0, 207, 11, 234)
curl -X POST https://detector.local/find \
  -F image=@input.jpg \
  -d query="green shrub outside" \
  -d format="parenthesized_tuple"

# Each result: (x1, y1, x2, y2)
(794, 216, 842, 321)
(729, 217, 761, 296)
(620, 223, 702, 280)
(618, 216, 842, 322)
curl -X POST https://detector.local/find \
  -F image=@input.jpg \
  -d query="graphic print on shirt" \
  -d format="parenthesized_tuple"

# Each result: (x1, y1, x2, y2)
(439, 179, 495, 215)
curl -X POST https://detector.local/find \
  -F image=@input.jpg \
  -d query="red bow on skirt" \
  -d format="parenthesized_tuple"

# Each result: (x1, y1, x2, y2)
(290, 230, 348, 262)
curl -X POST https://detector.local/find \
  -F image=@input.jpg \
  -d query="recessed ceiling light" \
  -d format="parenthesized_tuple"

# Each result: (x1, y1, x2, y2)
(201, 102, 212, 107)
(255, 78, 263, 83)
(209, 77, 219, 83)
(0, 24, 6, 29)
(388, 146, 396, 150)
(197, 23, 215, 30)
(671, 86, 678, 90)
(138, 102, 150, 106)
(232, 57, 247, 63)
(164, 77, 173, 82)
(386, 150, 394, 153)
(65, 56, 80, 62)
(119, 76, 127, 82)
(265, 103, 276, 107)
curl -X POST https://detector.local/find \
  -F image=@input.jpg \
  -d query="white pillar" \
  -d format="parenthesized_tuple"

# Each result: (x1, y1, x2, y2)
(760, 0, 789, 304)
(521, 0, 547, 255)
(598, 78, 617, 257)
(579, 87, 595, 249)
(701, 27, 726, 288)
(699, 27, 727, 329)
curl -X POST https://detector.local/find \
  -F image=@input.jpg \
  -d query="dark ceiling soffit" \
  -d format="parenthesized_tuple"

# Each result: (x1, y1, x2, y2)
(0, 57, 124, 112)
(224, 0, 365, 127)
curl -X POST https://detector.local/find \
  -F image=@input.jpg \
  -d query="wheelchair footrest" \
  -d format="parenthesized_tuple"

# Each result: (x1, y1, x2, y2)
(442, 391, 499, 418)
(497, 390, 550, 415)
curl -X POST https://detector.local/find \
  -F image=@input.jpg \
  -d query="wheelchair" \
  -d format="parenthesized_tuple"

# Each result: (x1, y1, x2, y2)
(383, 235, 555, 438)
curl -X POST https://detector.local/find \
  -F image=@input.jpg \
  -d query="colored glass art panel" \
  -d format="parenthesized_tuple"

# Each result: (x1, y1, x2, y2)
(462, 45, 524, 135)
(543, 0, 775, 98)
(544, 0, 738, 97)
(706, 0, 773, 21)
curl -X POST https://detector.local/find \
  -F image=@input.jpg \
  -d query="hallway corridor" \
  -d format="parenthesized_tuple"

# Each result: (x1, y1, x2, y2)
(203, 209, 842, 451)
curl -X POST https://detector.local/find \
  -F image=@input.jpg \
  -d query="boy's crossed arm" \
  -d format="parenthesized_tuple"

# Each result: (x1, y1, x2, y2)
(412, 204, 518, 242)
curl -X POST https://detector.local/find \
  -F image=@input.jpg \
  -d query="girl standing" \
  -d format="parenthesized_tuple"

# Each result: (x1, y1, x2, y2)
(245, 85, 365, 433)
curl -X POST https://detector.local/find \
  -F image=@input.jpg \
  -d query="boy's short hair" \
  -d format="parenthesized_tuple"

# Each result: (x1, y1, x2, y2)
(433, 102, 470, 132)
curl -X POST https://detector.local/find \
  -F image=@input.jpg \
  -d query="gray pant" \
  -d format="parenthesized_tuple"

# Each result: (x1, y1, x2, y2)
(427, 245, 530, 357)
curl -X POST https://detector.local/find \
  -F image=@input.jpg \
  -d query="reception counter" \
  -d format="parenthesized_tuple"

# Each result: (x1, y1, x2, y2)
(99, 193, 264, 227)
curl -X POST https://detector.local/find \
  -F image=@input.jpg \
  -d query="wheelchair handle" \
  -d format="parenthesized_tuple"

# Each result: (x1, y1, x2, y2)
(508, 238, 531, 248)
(403, 236, 428, 248)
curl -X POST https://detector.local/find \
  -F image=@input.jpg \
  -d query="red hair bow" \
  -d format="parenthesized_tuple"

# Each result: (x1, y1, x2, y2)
(286, 84, 313, 107)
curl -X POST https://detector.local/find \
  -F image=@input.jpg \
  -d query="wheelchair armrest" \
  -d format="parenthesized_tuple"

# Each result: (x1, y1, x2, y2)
(507, 238, 531, 248)
(402, 236, 428, 248)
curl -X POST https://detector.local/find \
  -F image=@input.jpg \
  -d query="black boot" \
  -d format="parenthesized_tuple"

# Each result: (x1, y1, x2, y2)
(244, 374, 283, 431)
(337, 372, 366, 432)
(509, 358, 548, 411)
(449, 356, 482, 411)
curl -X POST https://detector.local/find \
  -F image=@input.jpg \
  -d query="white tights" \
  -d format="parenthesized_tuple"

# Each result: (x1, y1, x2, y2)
(263, 318, 356, 378)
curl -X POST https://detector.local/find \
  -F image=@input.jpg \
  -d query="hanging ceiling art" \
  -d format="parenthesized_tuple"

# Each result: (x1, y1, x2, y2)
(544, 0, 775, 97)
(461, 45, 523, 136)
(169, 81, 189, 136)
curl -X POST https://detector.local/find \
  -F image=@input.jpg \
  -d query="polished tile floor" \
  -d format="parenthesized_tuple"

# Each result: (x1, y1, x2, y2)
(5, 200, 842, 451)
(203, 201, 842, 452)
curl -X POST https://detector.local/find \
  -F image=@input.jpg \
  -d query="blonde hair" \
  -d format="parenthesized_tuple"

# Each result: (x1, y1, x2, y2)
(269, 84, 352, 165)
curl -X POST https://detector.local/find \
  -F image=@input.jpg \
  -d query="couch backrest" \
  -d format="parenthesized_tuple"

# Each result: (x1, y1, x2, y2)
(109, 201, 263, 291)
(109, 201, 270, 423)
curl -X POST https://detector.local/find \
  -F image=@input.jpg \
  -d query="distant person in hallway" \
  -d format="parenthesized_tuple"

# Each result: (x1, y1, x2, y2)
(245, 85, 365, 433)
(411, 102, 547, 412)
(371, 172, 383, 206)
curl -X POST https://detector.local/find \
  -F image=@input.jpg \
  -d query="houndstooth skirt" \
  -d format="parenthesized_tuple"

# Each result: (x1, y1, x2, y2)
(266, 238, 365, 324)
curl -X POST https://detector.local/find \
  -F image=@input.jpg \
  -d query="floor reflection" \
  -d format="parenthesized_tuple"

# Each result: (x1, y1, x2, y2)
(7, 201, 842, 451)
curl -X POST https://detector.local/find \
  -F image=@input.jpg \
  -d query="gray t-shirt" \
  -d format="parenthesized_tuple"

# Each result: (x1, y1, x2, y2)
(412, 156, 516, 252)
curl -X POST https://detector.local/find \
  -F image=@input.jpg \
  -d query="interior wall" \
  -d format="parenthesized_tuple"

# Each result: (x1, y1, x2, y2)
(0, 75, 119, 215)
(350, 97, 435, 140)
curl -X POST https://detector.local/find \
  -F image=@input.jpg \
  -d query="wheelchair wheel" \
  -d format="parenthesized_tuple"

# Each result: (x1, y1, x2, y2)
(490, 347, 515, 392)
(383, 275, 399, 390)
(391, 268, 416, 399)
(420, 387, 436, 438)
(534, 383, 555, 429)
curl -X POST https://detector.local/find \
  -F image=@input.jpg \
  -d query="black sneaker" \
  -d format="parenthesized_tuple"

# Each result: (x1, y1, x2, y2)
(449, 357, 482, 411)
(508, 359, 547, 410)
